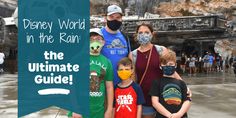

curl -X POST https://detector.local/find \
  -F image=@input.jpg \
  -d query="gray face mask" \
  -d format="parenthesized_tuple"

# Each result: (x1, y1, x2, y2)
(137, 33, 152, 45)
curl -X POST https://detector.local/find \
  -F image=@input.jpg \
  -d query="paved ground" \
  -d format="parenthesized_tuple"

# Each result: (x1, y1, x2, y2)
(0, 69, 235, 118)
(182, 71, 236, 118)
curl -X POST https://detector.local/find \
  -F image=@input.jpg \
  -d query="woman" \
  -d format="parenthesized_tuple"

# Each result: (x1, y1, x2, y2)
(180, 53, 187, 74)
(189, 54, 196, 76)
(129, 23, 183, 118)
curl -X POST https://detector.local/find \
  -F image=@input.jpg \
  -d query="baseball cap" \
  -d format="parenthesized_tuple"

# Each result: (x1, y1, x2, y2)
(90, 28, 103, 38)
(107, 4, 123, 16)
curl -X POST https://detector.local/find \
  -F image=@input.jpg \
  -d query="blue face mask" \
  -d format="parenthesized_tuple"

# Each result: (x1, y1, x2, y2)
(161, 66, 176, 76)
(137, 33, 152, 45)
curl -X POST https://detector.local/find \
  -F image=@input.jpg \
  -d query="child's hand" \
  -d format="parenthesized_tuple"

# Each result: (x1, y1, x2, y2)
(187, 87, 192, 98)
(72, 113, 83, 118)
(104, 109, 112, 118)
(171, 113, 182, 118)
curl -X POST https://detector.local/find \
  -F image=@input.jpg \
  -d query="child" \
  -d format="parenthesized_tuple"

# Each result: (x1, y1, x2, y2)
(68, 28, 114, 118)
(149, 49, 191, 118)
(113, 57, 145, 118)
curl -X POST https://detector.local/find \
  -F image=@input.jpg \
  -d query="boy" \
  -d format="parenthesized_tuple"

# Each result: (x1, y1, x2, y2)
(68, 28, 114, 118)
(149, 49, 191, 118)
(113, 57, 145, 118)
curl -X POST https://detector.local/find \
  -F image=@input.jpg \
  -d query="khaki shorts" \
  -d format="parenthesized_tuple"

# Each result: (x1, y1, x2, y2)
(203, 62, 210, 68)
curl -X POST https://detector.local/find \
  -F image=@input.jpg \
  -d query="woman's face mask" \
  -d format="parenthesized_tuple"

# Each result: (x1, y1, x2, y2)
(137, 33, 152, 45)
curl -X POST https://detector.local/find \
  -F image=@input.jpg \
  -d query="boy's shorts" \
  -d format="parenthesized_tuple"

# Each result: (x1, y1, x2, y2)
(142, 106, 156, 115)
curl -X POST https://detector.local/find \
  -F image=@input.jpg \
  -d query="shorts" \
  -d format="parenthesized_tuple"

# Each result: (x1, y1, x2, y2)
(142, 106, 156, 115)
(209, 63, 213, 67)
(203, 63, 210, 68)
(189, 62, 195, 67)
(217, 62, 220, 66)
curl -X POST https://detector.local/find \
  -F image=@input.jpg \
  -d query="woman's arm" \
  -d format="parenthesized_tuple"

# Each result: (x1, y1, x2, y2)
(128, 52, 137, 82)
(172, 72, 182, 80)
(128, 52, 133, 61)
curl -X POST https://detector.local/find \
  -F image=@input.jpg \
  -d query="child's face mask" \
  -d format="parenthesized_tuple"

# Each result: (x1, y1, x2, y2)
(160, 61, 176, 76)
(160, 66, 176, 76)
(117, 70, 132, 80)
(90, 40, 104, 56)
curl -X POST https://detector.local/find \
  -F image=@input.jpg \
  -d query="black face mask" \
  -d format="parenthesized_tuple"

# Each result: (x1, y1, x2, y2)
(161, 66, 176, 76)
(107, 20, 122, 31)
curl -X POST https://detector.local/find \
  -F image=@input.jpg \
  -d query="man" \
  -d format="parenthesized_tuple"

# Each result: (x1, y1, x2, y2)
(203, 52, 210, 73)
(101, 4, 130, 85)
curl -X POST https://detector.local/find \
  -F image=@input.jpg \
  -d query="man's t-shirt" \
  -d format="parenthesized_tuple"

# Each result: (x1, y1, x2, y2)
(149, 77, 188, 118)
(89, 55, 113, 118)
(101, 27, 129, 85)
(114, 81, 145, 118)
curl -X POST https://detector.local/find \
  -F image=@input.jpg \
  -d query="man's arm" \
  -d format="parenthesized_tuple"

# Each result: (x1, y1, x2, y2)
(104, 81, 114, 118)
(152, 96, 172, 118)
(137, 105, 142, 118)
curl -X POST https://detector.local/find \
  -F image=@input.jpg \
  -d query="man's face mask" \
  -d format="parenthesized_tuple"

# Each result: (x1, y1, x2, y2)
(107, 19, 122, 31)
(137, 33, 152, 45)
(90, 39, 104, 56)
(160, 66, 176, 76)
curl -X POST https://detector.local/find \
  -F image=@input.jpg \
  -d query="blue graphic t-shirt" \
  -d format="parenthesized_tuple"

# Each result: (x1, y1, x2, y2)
(149, 77, 189, 118)
(101, 27, 129, 85)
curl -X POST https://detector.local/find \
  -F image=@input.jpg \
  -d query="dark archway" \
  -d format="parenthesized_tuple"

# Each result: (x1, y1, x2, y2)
(182, 40, 200, 57)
